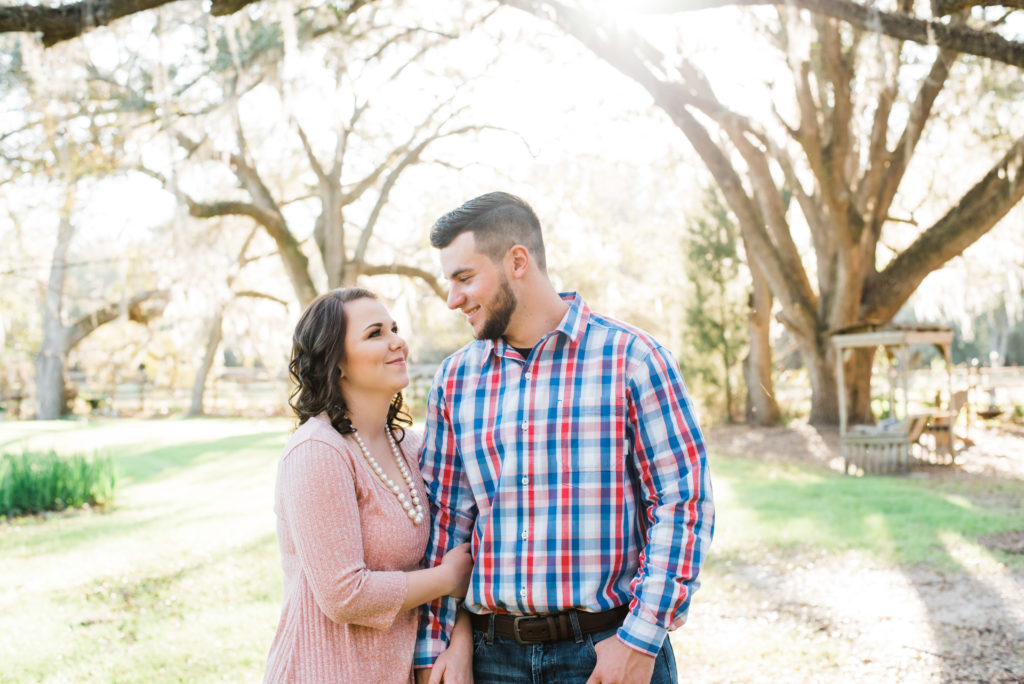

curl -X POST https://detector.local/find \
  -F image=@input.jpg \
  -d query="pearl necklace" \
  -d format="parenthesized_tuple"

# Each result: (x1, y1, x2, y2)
(352, 428, 424, 525)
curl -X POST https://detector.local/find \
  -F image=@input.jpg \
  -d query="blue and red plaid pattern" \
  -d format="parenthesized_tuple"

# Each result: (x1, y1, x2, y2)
(414, 293, 714, 665)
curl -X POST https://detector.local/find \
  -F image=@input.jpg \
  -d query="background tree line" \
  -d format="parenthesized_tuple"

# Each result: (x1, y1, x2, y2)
(1, 0, 1022, 424)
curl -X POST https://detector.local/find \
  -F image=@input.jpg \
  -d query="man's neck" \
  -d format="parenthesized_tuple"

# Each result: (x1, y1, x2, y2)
(502, 288, 570, 349)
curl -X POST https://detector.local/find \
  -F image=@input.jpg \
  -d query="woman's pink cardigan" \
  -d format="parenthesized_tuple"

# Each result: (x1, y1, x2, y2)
(263, 415, 428, 683)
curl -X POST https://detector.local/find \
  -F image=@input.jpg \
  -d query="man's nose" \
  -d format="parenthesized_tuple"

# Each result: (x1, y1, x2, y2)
(446, 286, 463, 310)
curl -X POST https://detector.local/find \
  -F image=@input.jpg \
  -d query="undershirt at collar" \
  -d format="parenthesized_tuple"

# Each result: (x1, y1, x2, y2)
(512, 346, 533, 360)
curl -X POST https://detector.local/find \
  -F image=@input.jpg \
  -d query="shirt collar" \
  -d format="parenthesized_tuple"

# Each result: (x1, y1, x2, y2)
(553, 291, 589, 344)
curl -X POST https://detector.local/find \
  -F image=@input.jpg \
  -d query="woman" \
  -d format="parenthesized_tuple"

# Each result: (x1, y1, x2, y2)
(264, 288, 473, 683)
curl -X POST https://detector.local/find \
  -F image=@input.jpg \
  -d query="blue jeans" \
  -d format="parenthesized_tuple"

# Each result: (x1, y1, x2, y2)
(471, 625, 678, 684)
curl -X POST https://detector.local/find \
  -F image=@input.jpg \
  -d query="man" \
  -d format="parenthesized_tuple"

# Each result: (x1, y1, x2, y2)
(415, 192, 714, 684)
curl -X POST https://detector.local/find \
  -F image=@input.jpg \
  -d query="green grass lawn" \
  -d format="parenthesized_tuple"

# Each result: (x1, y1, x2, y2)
(0, 418, 289, 684)
(709, 456, 1024, 571)
(2, 419, 1022, 683)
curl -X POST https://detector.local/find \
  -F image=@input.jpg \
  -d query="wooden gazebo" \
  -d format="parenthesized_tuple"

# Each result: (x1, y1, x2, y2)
(832, 324, 956, 475)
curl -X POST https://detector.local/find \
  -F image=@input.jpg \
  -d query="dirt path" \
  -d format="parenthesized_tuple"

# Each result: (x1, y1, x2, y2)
(682, 424, 1024, 683)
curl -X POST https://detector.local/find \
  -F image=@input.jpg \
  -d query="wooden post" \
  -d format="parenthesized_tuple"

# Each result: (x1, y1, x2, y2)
(836, 344, 849, 473)
(898, 344, 910, 421)
(945, 342, 955, 463)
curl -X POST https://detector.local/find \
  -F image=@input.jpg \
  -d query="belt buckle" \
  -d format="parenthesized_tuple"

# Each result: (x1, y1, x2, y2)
(512, 615, 535, 645)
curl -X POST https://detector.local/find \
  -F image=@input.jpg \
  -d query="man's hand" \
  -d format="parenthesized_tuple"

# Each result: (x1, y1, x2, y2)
(428, 646, 473, 684)
(416, 669, 432, 684)
(585, 636, 657, 684)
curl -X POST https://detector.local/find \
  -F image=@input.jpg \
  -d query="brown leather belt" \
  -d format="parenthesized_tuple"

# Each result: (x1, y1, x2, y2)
(469, 606, 629, 645)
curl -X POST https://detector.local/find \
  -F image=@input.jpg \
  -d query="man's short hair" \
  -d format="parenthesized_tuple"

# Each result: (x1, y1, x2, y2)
(430, 192, 547, 272)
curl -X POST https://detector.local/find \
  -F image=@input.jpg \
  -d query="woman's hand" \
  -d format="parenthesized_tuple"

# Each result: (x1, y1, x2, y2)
(440, 542, 473, 598)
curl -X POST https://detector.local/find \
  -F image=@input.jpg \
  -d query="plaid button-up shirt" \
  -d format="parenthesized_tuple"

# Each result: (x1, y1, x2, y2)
(415, 292, 714, 665)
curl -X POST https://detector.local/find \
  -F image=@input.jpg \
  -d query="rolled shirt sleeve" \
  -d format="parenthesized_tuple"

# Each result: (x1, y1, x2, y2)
(618, 343, 715, 655)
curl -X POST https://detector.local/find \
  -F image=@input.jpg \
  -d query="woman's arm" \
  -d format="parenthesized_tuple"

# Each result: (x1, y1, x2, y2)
(279, 440, 469, 629)
(401, 543, 472, 611)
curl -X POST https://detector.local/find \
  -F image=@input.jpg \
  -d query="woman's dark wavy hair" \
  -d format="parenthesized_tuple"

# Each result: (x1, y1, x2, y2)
(288, 288, 411, 442)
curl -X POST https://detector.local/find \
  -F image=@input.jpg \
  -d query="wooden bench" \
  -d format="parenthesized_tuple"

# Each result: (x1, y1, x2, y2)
(841, 414, 929, 475)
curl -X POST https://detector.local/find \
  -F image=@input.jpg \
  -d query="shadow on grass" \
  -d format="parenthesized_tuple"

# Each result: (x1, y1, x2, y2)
(17, 531, 281, 682)
(719, 457, 1024, 681)
(71, 530, 279, 615)
(1, 509, 168, 556)
(116, 430, 285, 486)
(0, 420, 81, 451)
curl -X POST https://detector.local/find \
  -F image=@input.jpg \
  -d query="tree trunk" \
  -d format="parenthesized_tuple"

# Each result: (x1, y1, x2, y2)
(188, 306, 224, 417)
(744, 259, 781, 426)
(804, 336, 840, 425)
(34, 342, 67, 420)
(36, 212, 74, 420)
(723, 356, 735, 423)
(846, 346, 877, 424)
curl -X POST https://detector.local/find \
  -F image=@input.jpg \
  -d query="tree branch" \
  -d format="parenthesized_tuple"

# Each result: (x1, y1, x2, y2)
(504, 0, 821, 339)
(626, 0, 1024, 70)
(65, 289, 169, 350)
(931, 0, 1024, 15)
(0, 0, 173, 47)
(855, 49, 901, 219)
(353, 120, 488, 264)
(186, 199, 274, 224)
(0, 0, 261, 47)
(358, 263, 446, 300)
(172, 132, 318, 306)
(868, 48, 957, 241)
(234, 290, 291, 307)
(339, 94, 458, 207)
(294, 121, 329, 186)
(792, 59, 845, 228)
(862, 133, 1024, 321)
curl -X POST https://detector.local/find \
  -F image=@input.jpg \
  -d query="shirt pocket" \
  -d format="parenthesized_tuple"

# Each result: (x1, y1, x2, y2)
(567, 400, 627, 471)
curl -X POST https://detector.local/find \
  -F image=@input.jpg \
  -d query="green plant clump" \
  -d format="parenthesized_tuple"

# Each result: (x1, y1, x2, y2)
(0, 451, 116, 517)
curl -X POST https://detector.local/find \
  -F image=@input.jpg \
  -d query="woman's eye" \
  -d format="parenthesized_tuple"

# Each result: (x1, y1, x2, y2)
(368, 329, 381, 338)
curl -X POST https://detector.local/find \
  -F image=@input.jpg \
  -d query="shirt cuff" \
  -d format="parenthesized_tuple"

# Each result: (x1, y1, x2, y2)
(616, 610, 667, 657)
(414, 635, 445, 669)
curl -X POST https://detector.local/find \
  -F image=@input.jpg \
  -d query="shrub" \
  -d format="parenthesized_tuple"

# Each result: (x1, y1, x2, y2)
(0, 451, 115, 517)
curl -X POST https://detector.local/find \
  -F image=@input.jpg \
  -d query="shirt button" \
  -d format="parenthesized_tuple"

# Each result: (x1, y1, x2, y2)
(520, 588, 528, 597)
(521, 422, 528, 431)
(521, 476, 528, 485)
(521, 530, 528, 540)
(525, 371, 532, 380)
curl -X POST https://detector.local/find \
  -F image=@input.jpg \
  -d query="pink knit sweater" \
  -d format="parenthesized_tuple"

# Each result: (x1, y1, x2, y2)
(263, 415, 428, 683)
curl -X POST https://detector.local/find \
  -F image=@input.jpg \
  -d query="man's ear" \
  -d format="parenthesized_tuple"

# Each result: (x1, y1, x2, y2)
(507, 245, 530, 280)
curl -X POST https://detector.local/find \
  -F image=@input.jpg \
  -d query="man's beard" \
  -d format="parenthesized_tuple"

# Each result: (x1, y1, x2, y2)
(478, 276, 517, 340)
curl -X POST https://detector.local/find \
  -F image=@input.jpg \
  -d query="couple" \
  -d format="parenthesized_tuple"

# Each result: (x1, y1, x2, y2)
(263, 192, 715, 684)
